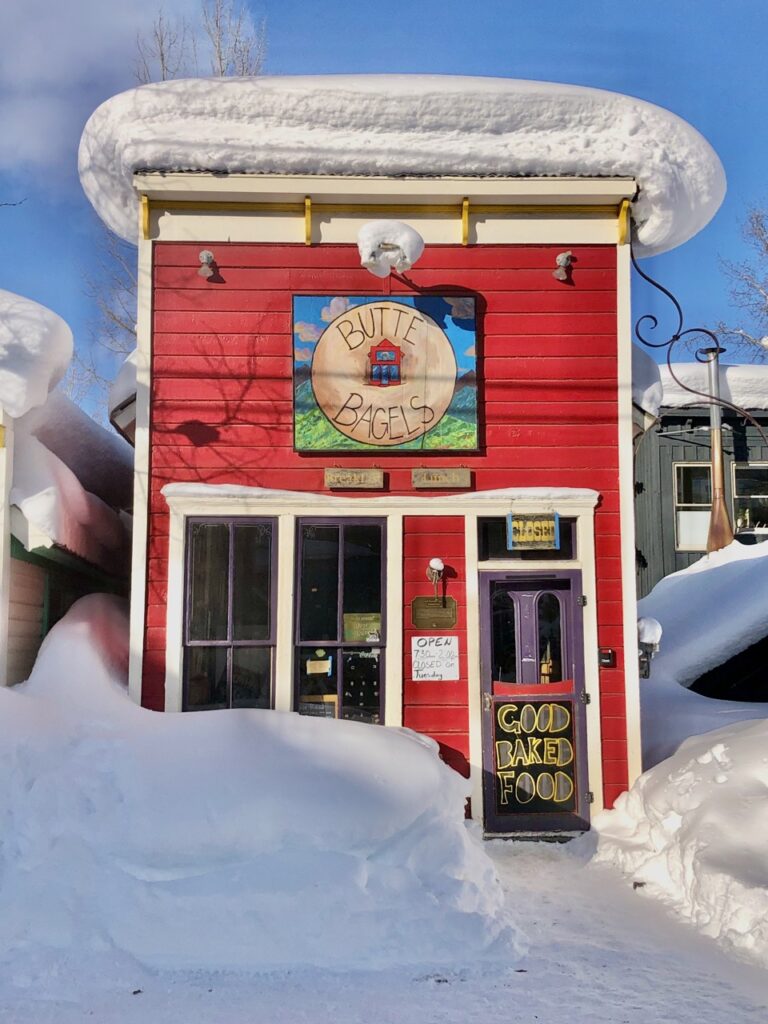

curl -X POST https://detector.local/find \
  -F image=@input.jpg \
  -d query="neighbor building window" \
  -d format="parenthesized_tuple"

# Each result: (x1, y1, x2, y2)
(674, 464, 711, 551)
(183, 518, 276, 710)
(733, 464, 768, 531)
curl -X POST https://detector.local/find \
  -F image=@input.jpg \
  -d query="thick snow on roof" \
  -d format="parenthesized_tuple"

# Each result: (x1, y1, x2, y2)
(659, 361, 768, 410)
(631, 345, 663, 417)
(637, 540, 768, 768)
(79, 75, 725, 257)
(595, 718, 768, 968)
(18, 390, 133, 510)
(10, 433, 130, 574)
(0, 594, 520, 971)
(0, 289, 73, 419)
(108, 348, 137, 418)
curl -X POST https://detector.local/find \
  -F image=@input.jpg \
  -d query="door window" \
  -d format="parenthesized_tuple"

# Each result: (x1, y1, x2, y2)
(295, 520, 385, 724)
(489, 580, 568, 686)
(184, 519, 276, 710)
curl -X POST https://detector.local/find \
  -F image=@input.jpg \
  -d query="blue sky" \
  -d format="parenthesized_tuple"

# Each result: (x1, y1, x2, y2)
(1, 0, 767, 412)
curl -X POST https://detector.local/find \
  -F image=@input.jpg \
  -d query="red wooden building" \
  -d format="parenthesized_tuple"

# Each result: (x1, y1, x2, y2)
(83, 76, 724, 835)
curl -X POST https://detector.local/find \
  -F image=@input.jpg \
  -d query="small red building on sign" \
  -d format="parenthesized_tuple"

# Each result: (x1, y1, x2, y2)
(368, 339, 402, 387)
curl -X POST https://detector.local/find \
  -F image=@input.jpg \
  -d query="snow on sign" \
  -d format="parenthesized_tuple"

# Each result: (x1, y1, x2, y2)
(411, 636, 460, 681)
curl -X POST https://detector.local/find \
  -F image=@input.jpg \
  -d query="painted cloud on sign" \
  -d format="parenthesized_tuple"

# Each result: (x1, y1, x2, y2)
(294, 322, 322, 342)
(321, 297, 351, 322)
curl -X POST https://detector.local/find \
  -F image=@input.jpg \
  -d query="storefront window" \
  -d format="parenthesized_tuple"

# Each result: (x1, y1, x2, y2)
(733, 464, 768, 531)
(184, 518, 276, 710)
(674, 464, 711, 550)
(295, 520, 385, 724)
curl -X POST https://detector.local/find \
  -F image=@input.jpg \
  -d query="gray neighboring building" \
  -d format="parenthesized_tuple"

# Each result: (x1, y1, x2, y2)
(633, 356, 768, 599)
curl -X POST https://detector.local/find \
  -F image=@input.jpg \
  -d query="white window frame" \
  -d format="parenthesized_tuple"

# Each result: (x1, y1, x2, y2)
(732, 461, 768, 532)
(673, 462, 712, 552)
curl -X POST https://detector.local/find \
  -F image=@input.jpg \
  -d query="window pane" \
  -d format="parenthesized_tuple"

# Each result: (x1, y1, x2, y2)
(676, 465, 711, 505)
(232, 524, 272, 641)
(232, 647, 271, 708)
(299, 526, 339, 641)
(538, 593, 563, 683)
(478, 518, 576, 560)
(676, 509, 710, 549)
(734, 466, 768, 497)
(341, 648, 381, 724)
(296, 645, 337, 717)
(185, 646, 228, 709)
(342, 524, 382, 640)
(189, 523, 229, 641)
(491, 587, 517, 683)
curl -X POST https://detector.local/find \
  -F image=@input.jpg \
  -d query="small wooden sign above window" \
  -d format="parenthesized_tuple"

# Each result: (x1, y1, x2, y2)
(506, 513, 560, 551)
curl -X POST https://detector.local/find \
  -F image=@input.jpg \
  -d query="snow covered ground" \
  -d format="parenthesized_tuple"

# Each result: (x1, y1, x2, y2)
(1, 840, 765, 1023)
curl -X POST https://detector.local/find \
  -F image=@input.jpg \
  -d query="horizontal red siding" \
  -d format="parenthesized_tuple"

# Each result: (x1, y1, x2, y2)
(143, 241, 628, 806)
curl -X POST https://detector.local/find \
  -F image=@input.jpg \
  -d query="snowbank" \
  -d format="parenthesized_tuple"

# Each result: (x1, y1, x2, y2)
(638, 540, 768, 767)
(10, 433, 130, 573)
(78, 75, 725, 257)
(0, 289, 72, 418)
(659, 361, 768, 410)
(595, 718, 768, 968)
(632, 345, 663, 418)
(17, 389, 133, 510)
(0, 595, 520, 972)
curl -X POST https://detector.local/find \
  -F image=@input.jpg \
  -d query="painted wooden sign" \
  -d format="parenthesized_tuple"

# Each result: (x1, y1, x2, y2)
(411, 635, 460, 681)
(411, 468, 472, 489)
(494, 700, 576, 813)
(293, 296, 478, 451)
(506, 513, 561, 550)
(324, 468, 384, 489)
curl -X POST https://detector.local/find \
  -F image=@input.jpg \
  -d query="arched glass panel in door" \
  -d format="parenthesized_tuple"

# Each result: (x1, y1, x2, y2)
(537, 592, 563, 683)
(491, 587, 518, 683)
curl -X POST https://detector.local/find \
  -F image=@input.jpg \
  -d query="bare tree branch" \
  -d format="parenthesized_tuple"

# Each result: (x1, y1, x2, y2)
(715, 207, 768, 361)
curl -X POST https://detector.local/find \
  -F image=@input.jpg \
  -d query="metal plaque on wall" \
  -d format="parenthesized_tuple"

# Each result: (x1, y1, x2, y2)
(411, 596, 458, 629)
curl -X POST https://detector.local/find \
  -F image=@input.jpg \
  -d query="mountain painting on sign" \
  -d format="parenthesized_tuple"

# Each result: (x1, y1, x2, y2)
(293, 295, 478, 451)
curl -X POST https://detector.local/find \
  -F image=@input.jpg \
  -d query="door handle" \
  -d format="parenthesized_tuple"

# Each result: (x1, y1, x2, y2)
(483, 693, 492, 712)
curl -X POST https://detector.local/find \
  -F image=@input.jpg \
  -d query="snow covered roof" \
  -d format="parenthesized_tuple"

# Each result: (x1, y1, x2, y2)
(10, 432, 130, 575)
(0, 289, 73, 419)
(78, 75, 725, 257)
(659, 362, 768, 411)
(17, 390, 133, 510)
(631, 345, 663, 418)
(108, 348, 137, 419)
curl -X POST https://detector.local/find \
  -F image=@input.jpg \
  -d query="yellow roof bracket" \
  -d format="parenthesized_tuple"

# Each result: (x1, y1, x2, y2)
(618, 198, 631, 246)
(461, 197, 470, 246)
(140, 194, 150, 240)
(304, 195, 312, 246)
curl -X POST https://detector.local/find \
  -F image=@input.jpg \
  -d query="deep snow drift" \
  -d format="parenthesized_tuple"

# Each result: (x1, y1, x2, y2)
(596, 717, 768, 968)
(0, 595, 519, 973)
(78, 75, 725, 256)
(596, 541, 768, 967)
(638, 540, 768, 768)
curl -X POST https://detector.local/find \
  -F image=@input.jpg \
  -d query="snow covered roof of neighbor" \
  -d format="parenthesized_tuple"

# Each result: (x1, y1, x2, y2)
(10, 432, 130, 575)
(637, 539, 768, 769)
(631, 345, 664, 417)
(79, 75, 725, 257)
(17, 390, 133, 510)
(0, 594, 520, 972)
(0, 289, 73, 419)
(659, 362, 768, 410)
(108, 348, 137, 418)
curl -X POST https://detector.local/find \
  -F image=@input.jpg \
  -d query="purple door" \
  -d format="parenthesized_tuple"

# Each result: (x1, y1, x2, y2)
(480, 571, 590, 834)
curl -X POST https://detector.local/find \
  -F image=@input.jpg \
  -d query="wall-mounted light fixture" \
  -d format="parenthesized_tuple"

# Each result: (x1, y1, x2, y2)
(198, 250, 216, 279)
(426, 557, 445, 600)
(552, 250, 573, 282)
